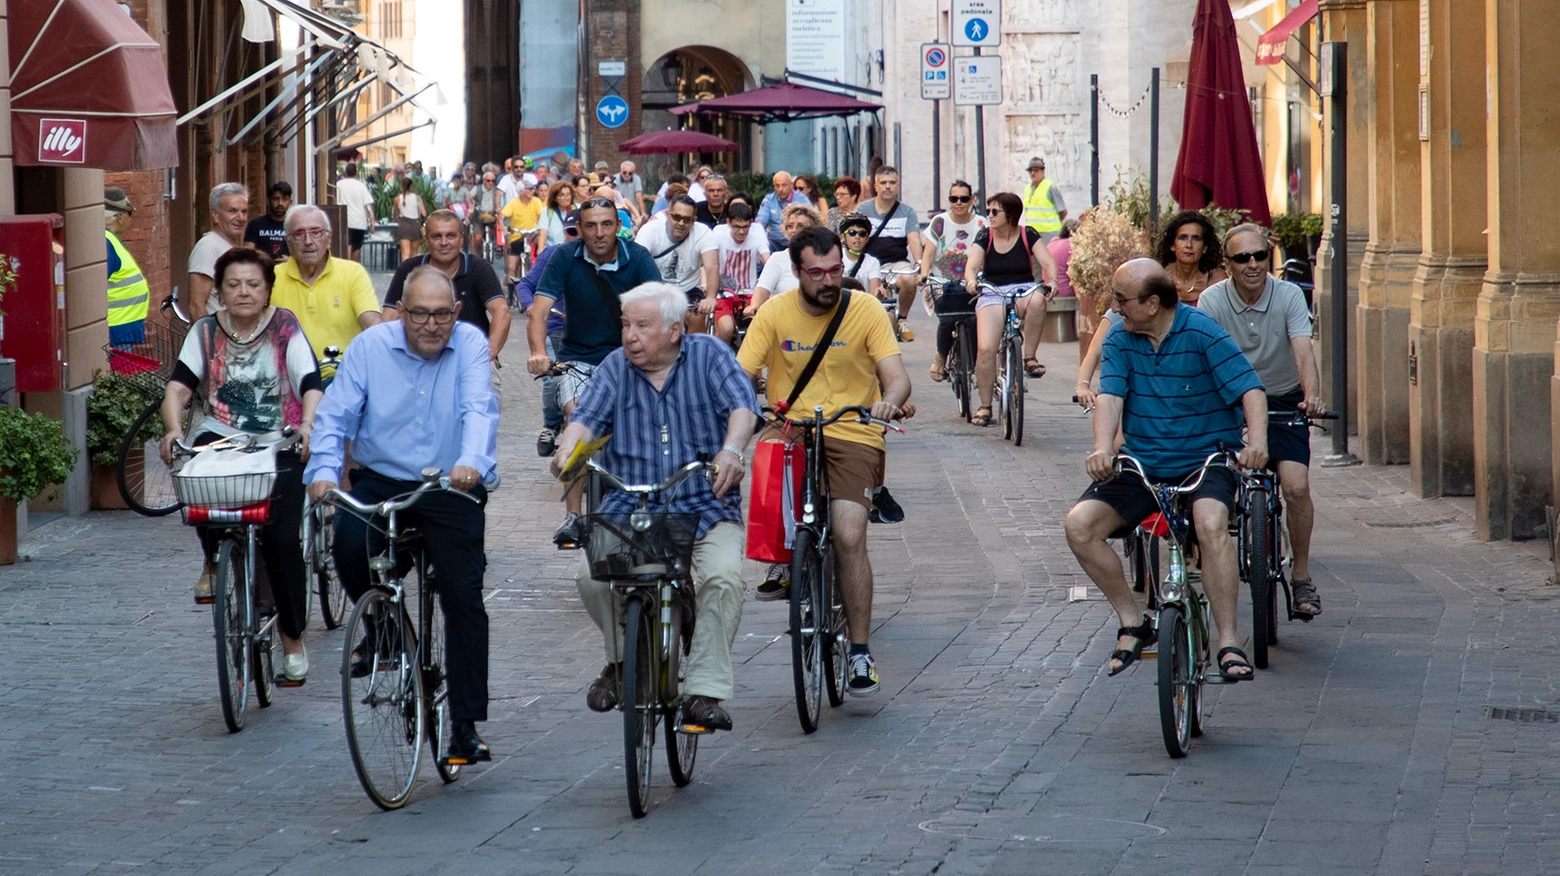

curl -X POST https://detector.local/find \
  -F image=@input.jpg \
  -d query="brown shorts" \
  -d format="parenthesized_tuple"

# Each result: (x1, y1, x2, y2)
(758, 431, 885, 509)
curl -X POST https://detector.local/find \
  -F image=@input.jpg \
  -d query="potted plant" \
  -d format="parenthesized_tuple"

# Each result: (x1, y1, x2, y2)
(86, 369, 161, 509)
(0, 405, 77, 563)
(1068, 206, 1152, 320)
(1271, 211, 1324, 263)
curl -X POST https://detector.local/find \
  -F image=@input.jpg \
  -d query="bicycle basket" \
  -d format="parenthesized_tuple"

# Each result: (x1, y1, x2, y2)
(173, 446, 279, 525)
(582, 511, 700, 580)
(103, 318, 190, 396)
(932, 281, 977, 317)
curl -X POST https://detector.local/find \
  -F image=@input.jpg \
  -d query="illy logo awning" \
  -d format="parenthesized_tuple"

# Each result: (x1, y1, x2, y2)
(38, 119, 87, 163)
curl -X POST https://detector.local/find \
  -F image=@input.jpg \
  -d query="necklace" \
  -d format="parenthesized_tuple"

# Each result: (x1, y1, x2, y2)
(1171, 263, 1203, 292)
(225, 313, 263, 344)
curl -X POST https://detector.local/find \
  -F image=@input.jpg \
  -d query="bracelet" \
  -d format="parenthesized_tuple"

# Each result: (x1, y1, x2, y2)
(720, 445, 745, 464)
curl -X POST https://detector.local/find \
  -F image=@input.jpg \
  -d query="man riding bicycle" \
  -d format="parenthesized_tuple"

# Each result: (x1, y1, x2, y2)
(305, 266, 501, 763)
(551, 282, 759, 731)
(737, 226, 912, 696)
(269, 205, 382, 364)
(1063, 259, 1267, 683)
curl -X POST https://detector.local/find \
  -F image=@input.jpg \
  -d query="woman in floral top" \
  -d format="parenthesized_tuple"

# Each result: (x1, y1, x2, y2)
(919, 180, 988, 382)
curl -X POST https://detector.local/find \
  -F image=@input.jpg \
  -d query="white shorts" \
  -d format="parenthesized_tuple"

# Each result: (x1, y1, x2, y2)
(558, 360, 597, 409)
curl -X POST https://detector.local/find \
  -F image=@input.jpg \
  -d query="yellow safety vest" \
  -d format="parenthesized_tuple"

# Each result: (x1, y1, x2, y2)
(106, 231, 150, 327)
(1023, 178, 1061, 234)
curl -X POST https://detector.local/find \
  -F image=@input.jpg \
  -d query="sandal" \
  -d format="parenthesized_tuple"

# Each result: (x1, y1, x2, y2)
(1024, 357, 1047, 378)
(971, 406, 993, 427)
(929, 360, 947, 382)
(1290, 578, 1322, 621)
(1217, 646, 1254, 682)
(1107, 614, 1157, 676)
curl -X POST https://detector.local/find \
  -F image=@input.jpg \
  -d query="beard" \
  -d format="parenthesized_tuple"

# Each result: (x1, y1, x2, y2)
(799, 280, 841, 310)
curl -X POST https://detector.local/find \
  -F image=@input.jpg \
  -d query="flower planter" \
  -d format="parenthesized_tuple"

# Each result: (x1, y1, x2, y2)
(91, 459, 133, 510)
(0, 497, 16, 565)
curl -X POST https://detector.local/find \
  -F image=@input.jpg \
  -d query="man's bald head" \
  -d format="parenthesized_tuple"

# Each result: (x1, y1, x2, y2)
(1113, 258, 1177, 309)
(772, 171, 794, 201)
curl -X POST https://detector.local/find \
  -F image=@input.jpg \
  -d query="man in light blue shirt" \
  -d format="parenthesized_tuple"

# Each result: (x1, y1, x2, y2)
(305, 266, 500, 763)
(755, 170, 812, 253)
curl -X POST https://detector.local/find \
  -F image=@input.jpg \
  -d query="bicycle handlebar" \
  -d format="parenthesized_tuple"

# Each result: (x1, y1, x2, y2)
(974, 280, 1051, 300)
(323, 466, 481, 518)
(173, 427, 299, 458)
(1113, 450, 1237, 496)
(1269, 409, 1339, 428)
(577, 459, 715, 496)
(763, 403, 906, 434)
(533, 360, 590, 380)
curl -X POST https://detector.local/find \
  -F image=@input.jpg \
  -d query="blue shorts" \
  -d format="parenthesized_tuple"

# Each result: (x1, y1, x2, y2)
(1076, 466, 1238, 540)
(1266, 391, 1311, 467)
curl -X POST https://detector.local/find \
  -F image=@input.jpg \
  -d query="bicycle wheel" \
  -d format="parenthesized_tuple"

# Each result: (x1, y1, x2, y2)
(1245, 488, 1275, 669)
(118, 399, 185, 516)
(253, 613, 278, 709)
(213, 539, 251, 733)
(418, 563, 461, 783)
(622, 594, 657, 818)
(821, 539, 847, 708)
(953, 325, 974, 421)
(1157, 605, 1193, 758)
(665, 586, 698, 787)
(342, 589, 424, 810)
(789, 528, 825, 733)
(311, 503, 346, 629)
(1006, 337, 1026, 446)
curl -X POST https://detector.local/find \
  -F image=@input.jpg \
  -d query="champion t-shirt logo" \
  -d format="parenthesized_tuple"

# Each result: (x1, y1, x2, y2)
(780, 339, 848, 352)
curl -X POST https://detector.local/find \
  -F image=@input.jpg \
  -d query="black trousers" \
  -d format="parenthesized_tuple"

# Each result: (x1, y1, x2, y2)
(333, 469, 490, 722)
(195, 441, 308, 641)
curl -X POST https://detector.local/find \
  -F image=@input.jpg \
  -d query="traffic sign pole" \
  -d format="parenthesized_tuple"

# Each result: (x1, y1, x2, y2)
(974, 47, 986, 206)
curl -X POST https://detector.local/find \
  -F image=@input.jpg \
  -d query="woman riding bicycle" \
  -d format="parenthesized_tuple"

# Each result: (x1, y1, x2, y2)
(962, 192, 1058, 427)
(158, 247, 324, 682)
(921, 179, 988, 383)
(542, 180, 576, 245)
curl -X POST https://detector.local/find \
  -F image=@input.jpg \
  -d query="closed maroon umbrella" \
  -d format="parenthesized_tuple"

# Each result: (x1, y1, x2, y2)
(619, 130, 739, 154)
(1170, 0, 1271, 227)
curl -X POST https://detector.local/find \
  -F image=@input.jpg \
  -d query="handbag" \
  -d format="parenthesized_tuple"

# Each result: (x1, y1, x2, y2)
(744, 440, 806, 563)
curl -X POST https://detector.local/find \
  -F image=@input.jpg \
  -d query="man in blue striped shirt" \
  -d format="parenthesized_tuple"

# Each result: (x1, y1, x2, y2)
(1064, 259, 1268, 683)
(551, 282, 759, 732)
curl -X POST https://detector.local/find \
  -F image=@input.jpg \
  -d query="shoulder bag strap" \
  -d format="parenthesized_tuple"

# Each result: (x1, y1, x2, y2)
(588, 265, 623, 327)
(850, 200, 898, 278)
(778, 289, 852, 414)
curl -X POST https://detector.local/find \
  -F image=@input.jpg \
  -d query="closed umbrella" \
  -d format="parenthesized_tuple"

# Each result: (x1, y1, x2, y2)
(1170, 0, 1272, 227)
(619, 130, 739, 154)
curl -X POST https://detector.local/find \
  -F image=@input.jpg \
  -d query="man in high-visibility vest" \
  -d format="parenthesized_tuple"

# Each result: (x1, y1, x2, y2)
(104, 187, 150, 348)
(1022, 156, 1068, 243)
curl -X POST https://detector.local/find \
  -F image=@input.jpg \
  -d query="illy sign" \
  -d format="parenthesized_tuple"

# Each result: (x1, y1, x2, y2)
(38, 119, 87, 163)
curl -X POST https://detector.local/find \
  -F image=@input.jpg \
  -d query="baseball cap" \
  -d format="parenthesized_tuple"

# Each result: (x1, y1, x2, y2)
(104, 187, 134, 215)
(562, 209, 580, 232)
(594, 160, 610, 171)
(1027, 156, 1046, 171)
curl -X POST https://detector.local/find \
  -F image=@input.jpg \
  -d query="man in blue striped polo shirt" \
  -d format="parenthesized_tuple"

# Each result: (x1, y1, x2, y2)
(551, 282, 760, 732)
(1063, 259, 1269, 682)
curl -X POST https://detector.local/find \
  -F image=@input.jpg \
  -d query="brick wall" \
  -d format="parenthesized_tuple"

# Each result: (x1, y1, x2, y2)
(583, 0, 642, 167)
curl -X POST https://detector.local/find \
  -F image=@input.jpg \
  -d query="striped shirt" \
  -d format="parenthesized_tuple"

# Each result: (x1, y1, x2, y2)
(1099, 304, 1263, 478)
(570, 333, 760, 537)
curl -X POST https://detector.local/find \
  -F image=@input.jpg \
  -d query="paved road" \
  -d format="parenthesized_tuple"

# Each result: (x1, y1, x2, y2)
(4, 307, 1559, 875)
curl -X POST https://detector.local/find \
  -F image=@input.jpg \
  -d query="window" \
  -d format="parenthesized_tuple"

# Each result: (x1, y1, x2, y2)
(379, 1, 402, 39)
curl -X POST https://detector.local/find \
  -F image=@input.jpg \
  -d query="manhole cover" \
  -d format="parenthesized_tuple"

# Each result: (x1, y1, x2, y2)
(1487, 707, 1560, 723)
(919, 813, 1167, 844)
(1363, 517, 1460, 529)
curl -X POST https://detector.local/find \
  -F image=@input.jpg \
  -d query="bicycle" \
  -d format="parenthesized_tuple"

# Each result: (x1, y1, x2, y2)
(299, 348, 347, 630)
(706, 288, 753, 351)
(325, 468, 482, 811)
(535, 361, 596, 550)
(115, 296, 193, 516)
(881, 265, 919, 342)
(766, 404, 905, 734)
(922, 275, 976, 422)
(1112, 449, 1239, 758)
(170, 430, 301, 733)
(570, 458, 716, 818)
(973, 279, 1048, 447)
(1239, 409, 1338, 668)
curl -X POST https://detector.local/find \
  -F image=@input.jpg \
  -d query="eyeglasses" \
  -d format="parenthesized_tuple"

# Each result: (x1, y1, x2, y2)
(578, 198, 616, 211)
(947, 195, 972, 203)
(799, 264, 845, 281)
(1110, 289, 1146, 307)
(288, 227, 328, 240)
(728, 221, 753, 231)
(667, 212, 695, 224)
(404, 308, 458, 326)
(1227, 249, 1270, 264)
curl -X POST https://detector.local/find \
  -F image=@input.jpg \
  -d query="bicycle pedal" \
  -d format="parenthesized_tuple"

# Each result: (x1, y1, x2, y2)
(676, 723, 714, 735)
(442, 756, 472, 766)
(1139, 645, 1158, 658)
(555, 541, 581, 551)
(274, 675, 306, 688)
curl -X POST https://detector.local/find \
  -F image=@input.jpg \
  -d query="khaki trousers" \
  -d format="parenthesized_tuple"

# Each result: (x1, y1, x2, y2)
(575, 522, 745, 701)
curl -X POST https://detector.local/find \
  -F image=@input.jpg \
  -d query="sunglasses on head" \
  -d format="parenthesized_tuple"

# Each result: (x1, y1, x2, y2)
(947, 195, 972, 203)
(577, 197, 616, 211)
(1227, 249, 1270, 264)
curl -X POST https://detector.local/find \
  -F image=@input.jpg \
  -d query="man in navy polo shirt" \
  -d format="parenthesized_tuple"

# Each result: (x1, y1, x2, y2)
(1063, 259, 1268, 683)
(526, 197, 662, 546)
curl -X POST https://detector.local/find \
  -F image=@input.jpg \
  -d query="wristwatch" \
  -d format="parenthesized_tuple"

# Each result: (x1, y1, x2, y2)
(720, 445, 745, 464)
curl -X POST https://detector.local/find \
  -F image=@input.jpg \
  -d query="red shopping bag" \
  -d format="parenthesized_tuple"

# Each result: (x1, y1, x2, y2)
(745, 440, 805, 563)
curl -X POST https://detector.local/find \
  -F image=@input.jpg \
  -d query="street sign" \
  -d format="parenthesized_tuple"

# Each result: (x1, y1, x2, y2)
(953, 55, 1003, 106)
(951, 0, 1001, 48)
(920, 42, 951, 100)
(597, 60, 627, 77)
(595, 95, 629, 129)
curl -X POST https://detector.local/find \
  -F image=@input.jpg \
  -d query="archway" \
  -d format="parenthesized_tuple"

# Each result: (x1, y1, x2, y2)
(640, 45, 754, 178)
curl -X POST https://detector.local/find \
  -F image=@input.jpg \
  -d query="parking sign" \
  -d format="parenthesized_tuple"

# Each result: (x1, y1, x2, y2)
(921, 43, 951, 100)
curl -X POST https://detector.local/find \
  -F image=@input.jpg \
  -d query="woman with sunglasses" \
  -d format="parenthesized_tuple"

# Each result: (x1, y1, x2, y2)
(921, 180, 987, 382)
(1156, 209, 1227, 305)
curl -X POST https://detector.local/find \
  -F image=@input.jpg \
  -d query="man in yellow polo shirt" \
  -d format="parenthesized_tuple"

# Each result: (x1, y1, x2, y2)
(1022, 156, 1067, 243)
(271, 204, 381, 363)
(500, 182, 543, 284)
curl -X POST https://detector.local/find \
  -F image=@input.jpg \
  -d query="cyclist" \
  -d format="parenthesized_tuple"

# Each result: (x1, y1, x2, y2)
(517, 211, 578, 457)
(1062, 259, 1267, 682)
(695, 201, 769, 344)
(836, 213, 887, 301)
(857, 165, 923, 340)
(737, 226, 912, 696)
(159, 247, 322, 681)
(270, 205, 381, 363)
(694, 174, 732, 229)
(467, 171, 504, 255)
(501, 180, 544, 284)
(747, 203, 825, 314)
(1195, 223, 1325, 620)
(305, 266, 501, 763)
(920, 180, 987, 383)
(525, 198, 662, 547)
(633, 195, 717, 332)
(551, 282, 758, 730)
(962, 192, 1058, 427)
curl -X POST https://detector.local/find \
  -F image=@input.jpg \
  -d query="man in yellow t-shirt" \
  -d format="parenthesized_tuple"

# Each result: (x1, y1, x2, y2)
(500, 184, 544, 284)
(737, 225, 912, 699)
(271, 204, 382, 364)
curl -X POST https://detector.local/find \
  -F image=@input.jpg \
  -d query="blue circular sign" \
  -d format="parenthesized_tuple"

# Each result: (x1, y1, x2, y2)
(963, 17, 989, 42)
(595, 96, 629, 129)
(926, 47, 946, 66)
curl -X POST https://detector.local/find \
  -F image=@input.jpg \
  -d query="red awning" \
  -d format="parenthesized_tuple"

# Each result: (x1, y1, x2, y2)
(1255, 0, 1318, 65)
(672, 82, 882, 123)
(9, 0, 178, 170)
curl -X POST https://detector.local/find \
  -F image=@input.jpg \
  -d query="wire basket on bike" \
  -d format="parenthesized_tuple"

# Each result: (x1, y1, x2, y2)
(582, 511, 700, 580)
(103, 318, 190, 396)
(173, 471, 277, 525)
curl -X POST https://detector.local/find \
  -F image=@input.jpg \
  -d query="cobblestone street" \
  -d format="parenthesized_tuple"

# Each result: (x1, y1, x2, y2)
(4, 316, 1559, 875)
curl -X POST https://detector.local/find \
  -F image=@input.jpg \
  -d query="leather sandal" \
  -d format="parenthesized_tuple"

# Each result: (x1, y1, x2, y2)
(1024, 357, 1047, 378)
(971, 406, 993, 427)
(929, 360, 948, 382)
(1107, 614, 1157, 676)
(1290, 579, 1322, 621)
(1218, 647, 1254, 682)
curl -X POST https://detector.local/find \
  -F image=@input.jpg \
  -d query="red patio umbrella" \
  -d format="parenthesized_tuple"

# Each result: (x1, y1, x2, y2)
(1170, 0, 1272, 227)
(672, 81, 882, 123)
(619, 130, 739, 154)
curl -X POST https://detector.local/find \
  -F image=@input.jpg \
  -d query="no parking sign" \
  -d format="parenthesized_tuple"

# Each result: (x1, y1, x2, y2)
(921, 43, 951, 100)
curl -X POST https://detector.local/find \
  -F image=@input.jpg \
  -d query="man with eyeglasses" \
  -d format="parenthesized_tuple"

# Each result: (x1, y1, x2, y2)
(270, 205, 382, 362)
(634, 195, 718, 331)
(694, 175, 732, 229)
(381, 209, 509, 376)
(738, 226, 912, 697)
(468, 172, 505, 255)
(1195, 223, 1325, 622)
(307, 266, 501, 765)
(1064, 258, 1267, 683)
(527, 197, 662, 547)
(695, 201, 769, 344)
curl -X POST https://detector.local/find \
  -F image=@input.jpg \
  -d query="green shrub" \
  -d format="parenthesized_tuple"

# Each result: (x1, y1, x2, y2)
(87, 370, 160, 467)
(0, 405, 77, 503)
(1271, 211, 1323, 248)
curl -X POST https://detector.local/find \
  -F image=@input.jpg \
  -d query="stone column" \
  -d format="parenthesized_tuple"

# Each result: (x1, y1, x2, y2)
(1408, 0, 1485, 498)
(1316, 1, 1369, 435)
(1355, 0, 1421, 464)
(1474, 0, 1560, 540)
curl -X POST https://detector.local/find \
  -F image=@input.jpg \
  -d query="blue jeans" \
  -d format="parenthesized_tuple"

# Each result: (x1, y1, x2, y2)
(542, 334, 563, 431)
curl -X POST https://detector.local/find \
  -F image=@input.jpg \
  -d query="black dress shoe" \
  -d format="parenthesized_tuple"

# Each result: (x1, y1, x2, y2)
(447, 720, 491, 763)
(682, 695, 733, 732)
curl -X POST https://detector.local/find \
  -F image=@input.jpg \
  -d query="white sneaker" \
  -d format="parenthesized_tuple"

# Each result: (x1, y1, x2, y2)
(283, 649, 309, 681)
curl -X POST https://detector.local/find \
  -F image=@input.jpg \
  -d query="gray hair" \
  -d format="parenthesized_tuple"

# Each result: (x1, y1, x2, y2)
(403, 265, 459, 308)
(619, 282, 689, 332)
(209, 182, 249, 212)
(283, 204, 332, 234)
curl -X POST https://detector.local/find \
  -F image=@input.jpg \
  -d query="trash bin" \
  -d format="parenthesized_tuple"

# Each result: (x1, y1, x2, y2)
(1040, 296, 1079, 344)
